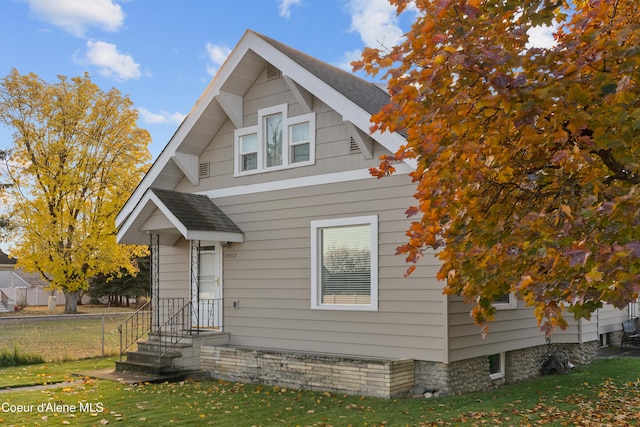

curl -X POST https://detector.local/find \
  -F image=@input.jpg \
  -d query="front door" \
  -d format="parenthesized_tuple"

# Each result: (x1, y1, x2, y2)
(193, 244, 222, 328)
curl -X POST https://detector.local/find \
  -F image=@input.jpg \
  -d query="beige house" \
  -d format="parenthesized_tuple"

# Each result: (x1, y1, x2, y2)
(116, 30, 629, 397)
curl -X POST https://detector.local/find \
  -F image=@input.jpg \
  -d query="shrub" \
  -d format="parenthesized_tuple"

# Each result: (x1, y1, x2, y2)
(0, 348, 44, 367)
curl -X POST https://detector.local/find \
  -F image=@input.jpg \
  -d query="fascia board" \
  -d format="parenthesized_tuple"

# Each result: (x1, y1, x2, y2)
(251, 35, 415, 170)
(117, 190, 188, 243)
(117, 31, 257, 227)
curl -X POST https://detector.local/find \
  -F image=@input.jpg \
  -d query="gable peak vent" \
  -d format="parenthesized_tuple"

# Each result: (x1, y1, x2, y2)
(349, 137, 360, 153)
(266, 63, 281, 80)
(199, 162, 210, 178)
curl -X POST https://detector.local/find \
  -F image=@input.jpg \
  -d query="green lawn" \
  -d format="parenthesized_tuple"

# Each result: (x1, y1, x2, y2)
(1, 357, 639, 426)
(0, 307, 136, 361)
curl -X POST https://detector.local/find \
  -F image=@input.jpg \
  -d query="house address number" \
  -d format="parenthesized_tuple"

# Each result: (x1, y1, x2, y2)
(224, 252, 237, 259)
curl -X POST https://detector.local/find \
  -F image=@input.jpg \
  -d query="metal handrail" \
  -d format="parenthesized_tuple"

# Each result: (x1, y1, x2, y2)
(119, 296, 223, 367)
(157, 300, 192, 363)
(117, 300, 151, 360)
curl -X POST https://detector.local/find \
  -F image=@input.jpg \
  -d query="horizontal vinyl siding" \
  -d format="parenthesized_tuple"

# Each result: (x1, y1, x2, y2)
(597, 303, 629, 334)
(447, 296, 626, 362)
(448, 296, 547, 362)
(217, 173, 446, 361)
(158, 239, 190, 299)
(180, 70, 390, 194)
(165, 67, 446, 362)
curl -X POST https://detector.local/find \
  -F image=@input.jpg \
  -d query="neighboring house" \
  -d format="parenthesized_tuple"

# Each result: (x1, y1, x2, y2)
(116, 30, 630, 397)
(0, 249, 66, 309)
(0, 249, 17, 311)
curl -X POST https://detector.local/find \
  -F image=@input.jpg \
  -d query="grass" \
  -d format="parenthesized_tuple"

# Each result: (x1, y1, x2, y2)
(0, 357, 639, 426)
(0, 304, 137, 317)
(0, 348, 44, 367)
(0, 305, 138, 362)
(0, 357, 114, 388)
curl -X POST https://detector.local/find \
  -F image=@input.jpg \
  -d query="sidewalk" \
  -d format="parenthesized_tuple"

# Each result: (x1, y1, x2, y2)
(596, 345, 640, 359)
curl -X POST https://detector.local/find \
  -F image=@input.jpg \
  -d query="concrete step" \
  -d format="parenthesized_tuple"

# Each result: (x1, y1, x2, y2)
(125, 350, 180, 365)
(137, 340, 191, 353)
(116, 350, 184, 375)
(116, 338, 193, 375)
(0, 303, 8, 313)
(115, 360, 168, 375)
(147, 331, 220, 346)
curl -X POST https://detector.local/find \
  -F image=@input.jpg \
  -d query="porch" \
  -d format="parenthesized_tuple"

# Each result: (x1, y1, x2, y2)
(115, 188, 243, 375)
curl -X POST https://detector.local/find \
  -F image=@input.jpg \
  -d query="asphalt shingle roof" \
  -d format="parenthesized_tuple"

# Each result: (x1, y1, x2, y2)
(255, 32, 390, 116)
(0, 249, 16, 265)
(150, 188, 242, 234)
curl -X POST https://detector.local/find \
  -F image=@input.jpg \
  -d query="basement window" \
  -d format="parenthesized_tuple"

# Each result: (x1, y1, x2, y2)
(488, 353, 505, 380)
(493, 292, 517, 310)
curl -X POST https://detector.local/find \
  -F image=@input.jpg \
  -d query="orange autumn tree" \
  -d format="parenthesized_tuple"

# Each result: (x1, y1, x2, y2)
(355, 0, 640, 335)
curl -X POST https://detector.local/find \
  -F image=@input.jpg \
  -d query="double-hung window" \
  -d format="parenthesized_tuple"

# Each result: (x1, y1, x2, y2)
(311, 216, 378, 311)
(234, 104, 315, 176)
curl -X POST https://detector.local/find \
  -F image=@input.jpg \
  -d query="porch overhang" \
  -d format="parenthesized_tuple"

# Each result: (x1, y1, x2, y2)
(117, 188, 243, 246)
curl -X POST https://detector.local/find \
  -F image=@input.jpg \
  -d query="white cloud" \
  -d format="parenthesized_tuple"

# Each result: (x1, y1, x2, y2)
(137, 108, 185, 125)
(205, 42, 232, 76)
(527, 25, 557, 49)
(279, 0, 302, 18)
(80, 40, 141, 81)
(346, 0, 404, 49)
(25, 0, 124, 37)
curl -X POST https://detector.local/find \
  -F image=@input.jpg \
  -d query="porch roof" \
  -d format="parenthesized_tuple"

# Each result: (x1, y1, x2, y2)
(117, 188, 243, 246)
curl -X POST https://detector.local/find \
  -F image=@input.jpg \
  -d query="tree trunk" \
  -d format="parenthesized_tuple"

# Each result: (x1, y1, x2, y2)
(63, 290, 80, 314)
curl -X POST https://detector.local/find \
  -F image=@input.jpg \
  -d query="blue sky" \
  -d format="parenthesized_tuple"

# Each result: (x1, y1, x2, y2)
(0, 0, 422, 160)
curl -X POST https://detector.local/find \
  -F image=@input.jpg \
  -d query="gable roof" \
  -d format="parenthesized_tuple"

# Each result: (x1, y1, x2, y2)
(117, 188, 243, 246)
(117, 30, 409, 236)
(256, 33, 390, 117)
(0, 249, 16, 266)
(151, 188, 242, 234)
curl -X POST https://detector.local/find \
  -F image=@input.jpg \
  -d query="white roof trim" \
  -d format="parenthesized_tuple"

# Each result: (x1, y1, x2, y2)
(117, 30, 413, 229)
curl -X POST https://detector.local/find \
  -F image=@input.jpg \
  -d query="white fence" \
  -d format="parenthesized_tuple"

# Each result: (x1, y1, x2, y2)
(0, 271, 66, 308)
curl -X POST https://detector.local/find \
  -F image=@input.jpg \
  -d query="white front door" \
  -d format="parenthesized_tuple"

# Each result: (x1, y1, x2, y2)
(193, 244, 222, 328)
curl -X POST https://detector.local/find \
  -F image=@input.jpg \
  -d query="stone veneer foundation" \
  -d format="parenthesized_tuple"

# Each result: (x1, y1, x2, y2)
(201, 346, 414, 398)
(201, 342, 600, 398)
(415, 341, 600, 396)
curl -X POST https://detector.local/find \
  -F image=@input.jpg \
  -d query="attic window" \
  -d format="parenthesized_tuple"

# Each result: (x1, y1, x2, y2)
(349, 137, 360, 153)
(266, 64, 281, 80)
(199, 162, 210, 178)
(234, 104, 315, 176)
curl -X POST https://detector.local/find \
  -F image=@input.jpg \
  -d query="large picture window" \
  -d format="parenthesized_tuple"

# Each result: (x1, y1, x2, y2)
(234, 104, 315, 175)
(311, 216, 378, 311)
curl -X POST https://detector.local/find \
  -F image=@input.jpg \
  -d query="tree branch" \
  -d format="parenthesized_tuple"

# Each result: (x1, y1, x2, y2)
(592, 148, 640, 185)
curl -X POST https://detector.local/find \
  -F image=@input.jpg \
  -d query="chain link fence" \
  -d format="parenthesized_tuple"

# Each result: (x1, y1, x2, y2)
(0, 312, 136, 362)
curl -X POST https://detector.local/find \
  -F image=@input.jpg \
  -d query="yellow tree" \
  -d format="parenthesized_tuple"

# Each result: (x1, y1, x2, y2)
(0, 69, 151, 313)
(355, 0, 640, 335)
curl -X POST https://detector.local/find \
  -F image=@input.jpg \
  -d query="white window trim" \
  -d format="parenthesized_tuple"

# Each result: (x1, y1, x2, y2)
(489, 352, 506, 380)
(234, 104, 315, 176)
(310, 215, 378, 311)
(493, 292, 517, 310)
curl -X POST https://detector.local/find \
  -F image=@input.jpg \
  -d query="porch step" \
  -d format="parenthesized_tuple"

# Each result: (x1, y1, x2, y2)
(116, 332, 231, 376)
(137, 340, 190, 353)
(0, 302, 8, 313)
(116, 339, 190, 375)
